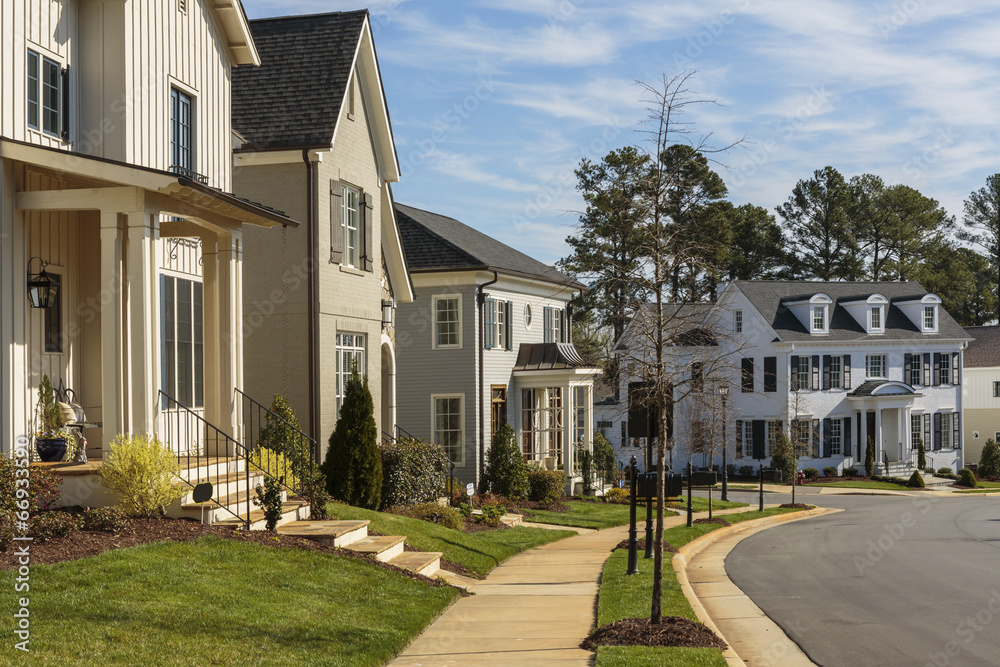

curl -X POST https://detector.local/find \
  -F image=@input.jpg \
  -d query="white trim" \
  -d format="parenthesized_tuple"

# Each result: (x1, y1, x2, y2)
(431, 293, 463, 350)
(431, 393, 465, 465)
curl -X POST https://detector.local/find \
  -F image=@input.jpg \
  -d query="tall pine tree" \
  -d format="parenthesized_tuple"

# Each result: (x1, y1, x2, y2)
(958, 173, 1000, 322)
(322, 371, 381, 510)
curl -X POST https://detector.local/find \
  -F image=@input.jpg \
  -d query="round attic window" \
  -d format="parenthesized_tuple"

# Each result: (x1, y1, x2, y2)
(524, 303, 532, 328)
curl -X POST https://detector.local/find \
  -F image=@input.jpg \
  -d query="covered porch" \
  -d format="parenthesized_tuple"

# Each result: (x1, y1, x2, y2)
(847, 380, 921, 472)
(0, 138, 296, 460)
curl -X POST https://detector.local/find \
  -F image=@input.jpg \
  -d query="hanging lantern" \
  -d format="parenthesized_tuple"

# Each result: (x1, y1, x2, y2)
(27, 258, 57, 309)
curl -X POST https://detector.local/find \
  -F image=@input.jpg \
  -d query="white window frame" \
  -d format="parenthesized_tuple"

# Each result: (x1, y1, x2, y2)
(160, 273, 204, 409)
(341, 183, 361, 268)
(830, 418, 842, 456)
(924, 306, 936, 331)
(829, 355, 842, 389)
(740, 420, 753, 460)
(27, 48, 62, 138)
(336, 332, 366, 412)
(870, 306, 884, 332)
(735, 309, 743, 333)
(431, 394, 465, 465)
(524, 303, 532, 329)
(939, 354, 951, 385)
(911, 414, 923, 449)
(497, 299, 507, 350)
(766, 420, 780, 457)
(940, 412, 952, 448)
(812, 305, 826, 333)
(866, 354, 886, 379)
(432, 294, 462, 349)
(796, 356, 810, 390)
(521, 388, 539, 462)
(572, 386, 587, 448)
(909, 355, 922, 386)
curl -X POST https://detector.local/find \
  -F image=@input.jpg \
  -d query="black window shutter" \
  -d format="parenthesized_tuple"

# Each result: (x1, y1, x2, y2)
(904, 353, 911, 383)
(736, 420, 743, 458)
(953, 352, 960, 385)
(923, 413, 931, 450)
(812, 355, 820, 390)
(329, 180, 343, 263)
(812, 418, 820, 457)
(933, 413, 942, 450)
(362, 192, 374, 271)
(60, 67, 70, 141)
(844, 416, 852, 455)
(923, 353, 931, 386)
(823, 418, 832, 457)
(954, 412, 960, 449)
(484, 298, 495, 349)
(843, 354, 851, 389)
(933, 353, 941, 386)
(752, 420, 765, 459)
(505, 301, 513, 350)
(742, 358, 754, 393)
(764, 357, 777, 392)
(789, 355, 799, 390)
(543, 307, 553, 343)
(823, 355, 831, 390)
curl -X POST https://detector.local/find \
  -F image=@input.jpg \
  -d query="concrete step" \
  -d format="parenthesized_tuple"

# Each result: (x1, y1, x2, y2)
(175, 470, 268, 504)
(470, 509, 523, 527)
(275, 520, 370, 547)
(178, 457, 242, 482)
(390, 551, 443, 577)
(435, 569, 478, 590)
(212, 499, 310, 530)
(342, 535, 406, 562)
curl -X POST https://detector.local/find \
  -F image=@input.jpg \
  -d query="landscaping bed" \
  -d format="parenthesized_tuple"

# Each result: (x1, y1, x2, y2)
(583, 616, 726, 650)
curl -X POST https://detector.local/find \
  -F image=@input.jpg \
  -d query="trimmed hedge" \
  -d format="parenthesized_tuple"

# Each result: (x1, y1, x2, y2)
(483, 424, 529, 499)
(822, 467, 838, 478)
(844, 466, 859, 477)
(528, 470, 565, 503)
(980, 439, 1000, 480)
(908, 470, 925, 488)
(604, 487, 628, 504)
(380, 438, 448, 509)
(803, 468, 819, 479)
(958, 468, 977, 488)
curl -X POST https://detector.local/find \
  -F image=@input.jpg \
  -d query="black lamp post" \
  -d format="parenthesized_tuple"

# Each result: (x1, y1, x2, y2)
(26, 257, 57, 309)
(719, 385, 729, 501)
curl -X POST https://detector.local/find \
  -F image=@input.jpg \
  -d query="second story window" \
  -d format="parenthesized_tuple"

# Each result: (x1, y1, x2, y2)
(796, 355, 810, 390)
(924, 306, 936, 330)
(812, 306, 825, 331)
(27, 49, 64, 138)
(433, 295, 461, 349)
(170, 88, 194, 177)
(870, 306, 883, 331)
(829, 355, 842, 389)
(866, 354, 886, 379)
(342, 184, 360, 268)
(939, 354, 951, 385)
(735, 310, 743, 333)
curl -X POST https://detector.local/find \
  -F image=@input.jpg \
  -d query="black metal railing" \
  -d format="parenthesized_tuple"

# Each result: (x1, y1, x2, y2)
(236, 389, 318, 499)
(395, 425, 417, 441)
(169, 164, 210, 185)
(158, 390, 249, 529)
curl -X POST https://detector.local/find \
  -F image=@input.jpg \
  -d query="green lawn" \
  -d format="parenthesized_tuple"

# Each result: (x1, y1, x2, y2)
(970, 480, 1000, 488)
(520, 498, 747, 530)
(593, 507, 807, 667)
(329, 503, 574, 575)
(804, 480, 910, 490)
(954, 488, 1000, 494)
(665, 497, 748, 513)
(0, 536, 459, 666)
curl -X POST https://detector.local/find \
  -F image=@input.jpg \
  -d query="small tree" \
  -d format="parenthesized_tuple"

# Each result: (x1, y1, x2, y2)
(864, 436, 876, 477)
(258, 393, 312, 480)
(917, 437, 927, 471)
(483, 424, 529, 499)
(770, 431, 798, 503)
(979, 438, 1000, 480)
(322, 371, 381, 510)
(593, 431, 617, 486)
(100, 434, 185, 517)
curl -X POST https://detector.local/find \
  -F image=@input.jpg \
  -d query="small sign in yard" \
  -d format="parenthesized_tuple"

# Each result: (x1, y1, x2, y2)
(466, 483, 475, 497)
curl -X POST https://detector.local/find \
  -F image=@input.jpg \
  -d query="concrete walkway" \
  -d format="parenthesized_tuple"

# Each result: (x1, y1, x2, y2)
(391, 506, 762, 667)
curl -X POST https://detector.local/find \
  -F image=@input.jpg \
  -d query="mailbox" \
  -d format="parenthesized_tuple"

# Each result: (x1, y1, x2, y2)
(761, 468, 783, 483)
(691, 470, 718, 487)
(636, 471, 683, 498)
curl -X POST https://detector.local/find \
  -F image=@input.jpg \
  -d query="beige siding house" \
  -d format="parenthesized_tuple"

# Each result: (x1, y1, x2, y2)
(232, 11, 413, 455)
(1, 0, 296, 464)
(395, 204, 599, 490)
(962, 326, 1000, 467)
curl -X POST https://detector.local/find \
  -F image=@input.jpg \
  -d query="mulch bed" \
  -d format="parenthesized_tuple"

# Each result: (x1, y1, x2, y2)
(612, 538, 678, 553)
(461, 516, 512, 533)
(582, 616, 727, 650)
(779, 503, 812, 509)
(0, 517, 459, 589)
(693, 517, 731, 526)
(510, 500, 569, 512)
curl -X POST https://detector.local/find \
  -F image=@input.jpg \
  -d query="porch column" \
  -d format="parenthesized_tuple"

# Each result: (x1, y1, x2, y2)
(563, 383, 573, 489)
(125, 209, 161, 436)
(99, 211, 123, 450)
(875, 408, 883, 471)
(218, 232, 241, 442)
(859, 408, 867, 462)
(201, 236, 224, 455)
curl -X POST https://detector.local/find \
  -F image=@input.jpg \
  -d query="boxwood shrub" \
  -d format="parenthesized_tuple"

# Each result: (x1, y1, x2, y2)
(528, 470, 564, 503)
(958, 468, 977, 488)
(380, 437, 448, 509)
(803, 468, 819, 479)
(391, 501, 463, 531)
(822, 466, 838, 478)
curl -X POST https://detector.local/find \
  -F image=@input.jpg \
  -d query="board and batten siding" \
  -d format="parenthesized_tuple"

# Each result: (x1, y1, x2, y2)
(962, 367, 1000, 465)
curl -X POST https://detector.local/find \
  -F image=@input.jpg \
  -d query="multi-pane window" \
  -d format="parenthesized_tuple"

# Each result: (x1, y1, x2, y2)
(871, 306, 883, 330)
(543, 307, 568, 343)
(813, 306, 825, 331)
(433, 396, 463, 463)
(521, 388, 538, 461)
(791, 419, 811, 457)
(491, 386, 507, 437)
(161, 276, 204, 408)
(735, 310, 743, 333)
(994, 381, 1000, 398)
(336, 333, 365, 412)
(740, 421, 753, 459)
(572, 386, 587, 447)
(766, 420, 779, 457)
(924, 306, 935, 330)
(524, 304, 532, 328)
(911, 414, 923, 449)
(27, 50, 61, 137)
(170, 88, 193, 175)
(620, 421, 628, 448)
(340, 184, 361, 267)
(940, 412, 952, 448)
(866, 354, 886, 379)
(909, 355, 922, 386)
(545, 387, 564, 465)
(829, 418, 842, 456)
(433, 296, 460, 348)
(829, 355, 842, 389)
(43, 273, 62, 353)
(691, 361, 704, 393)
(939, 354, 951, 385)
(497, 300, 507, 349)
(796, 356, 810, 391)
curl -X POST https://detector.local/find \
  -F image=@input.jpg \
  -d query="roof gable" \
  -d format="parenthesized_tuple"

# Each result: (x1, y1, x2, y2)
(964, 326, 1000, 368)
(395, 203, 583, 288)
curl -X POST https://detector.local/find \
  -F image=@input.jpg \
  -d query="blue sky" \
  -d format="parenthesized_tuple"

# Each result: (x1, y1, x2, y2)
(243, 0, 1000, 266)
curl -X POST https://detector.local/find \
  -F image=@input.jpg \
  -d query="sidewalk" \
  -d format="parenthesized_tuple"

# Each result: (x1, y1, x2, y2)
(390, 506, 759, 667)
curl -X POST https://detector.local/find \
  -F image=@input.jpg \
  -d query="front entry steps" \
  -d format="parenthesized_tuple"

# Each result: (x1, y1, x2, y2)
(277, 520, 455, 584)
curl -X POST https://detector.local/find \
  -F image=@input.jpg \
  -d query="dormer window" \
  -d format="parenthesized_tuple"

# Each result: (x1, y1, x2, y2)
(870, 306, 883, 331)
(924, 305, 936, 331)
(812, 306, 825, 332)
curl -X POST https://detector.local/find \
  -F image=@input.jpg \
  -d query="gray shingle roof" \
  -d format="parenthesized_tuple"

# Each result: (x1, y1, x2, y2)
(232, 11, 368, 150)
(848, 380, 919, 397)
(513, 343, 598, 371)
(395, 203, 584, 288)
(964, 326, 1000, 367)
(731, 280, 971, 342)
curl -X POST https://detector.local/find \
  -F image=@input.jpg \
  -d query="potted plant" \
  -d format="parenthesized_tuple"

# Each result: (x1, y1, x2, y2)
(35, 375, 73, 462)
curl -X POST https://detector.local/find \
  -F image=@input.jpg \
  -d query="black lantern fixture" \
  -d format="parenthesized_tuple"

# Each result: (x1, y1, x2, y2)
(718, 384, 729, 501)
(381, 299, 394, 328)
(26, 257, 58, 309)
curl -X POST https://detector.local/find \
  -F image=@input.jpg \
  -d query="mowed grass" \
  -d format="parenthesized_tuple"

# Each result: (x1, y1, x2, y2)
(0, 536, 459, 666)
(521, 498, 747, 530)
(804, 480, 910, 490)
(593, 507, 808, 667)
(329, 503, 574, 575)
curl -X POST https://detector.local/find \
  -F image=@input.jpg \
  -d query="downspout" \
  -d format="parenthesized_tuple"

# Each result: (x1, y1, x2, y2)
(303, 150, 320, 457)
(477, 271, 500, 487)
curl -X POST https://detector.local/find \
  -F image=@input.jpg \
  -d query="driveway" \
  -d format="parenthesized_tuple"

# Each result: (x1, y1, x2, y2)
(723, 491, 1000, 666)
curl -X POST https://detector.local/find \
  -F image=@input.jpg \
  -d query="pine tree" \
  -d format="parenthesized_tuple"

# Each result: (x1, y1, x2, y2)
(322, 371, 381, 510)
(483, 423, 529, 499)
(770, 432, 797, 485)
(979, 438, 1000, 480)
(258, 393, 312, 481)
(917, 437, 927, 471)
(865, 437, 876, 477)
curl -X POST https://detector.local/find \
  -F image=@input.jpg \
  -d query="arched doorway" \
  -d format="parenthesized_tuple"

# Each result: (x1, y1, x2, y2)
(381, 341, 395, 435)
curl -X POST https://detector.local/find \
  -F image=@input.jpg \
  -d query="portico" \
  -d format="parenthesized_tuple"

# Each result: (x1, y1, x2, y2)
(848, 380, 921, 470)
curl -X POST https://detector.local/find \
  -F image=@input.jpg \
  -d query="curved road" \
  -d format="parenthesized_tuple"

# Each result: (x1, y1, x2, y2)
(724, 491, 1000, 666)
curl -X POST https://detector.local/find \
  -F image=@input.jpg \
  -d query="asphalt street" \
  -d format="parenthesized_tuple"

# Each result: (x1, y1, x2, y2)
(722, 489, 1000, 667)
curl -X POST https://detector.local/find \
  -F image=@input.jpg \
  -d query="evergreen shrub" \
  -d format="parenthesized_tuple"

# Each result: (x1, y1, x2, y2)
(100, 433, 184, 517)
(381, 437, 448, 508)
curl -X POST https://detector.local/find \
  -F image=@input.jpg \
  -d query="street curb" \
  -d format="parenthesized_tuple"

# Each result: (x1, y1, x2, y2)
(672, 506, 844, 666)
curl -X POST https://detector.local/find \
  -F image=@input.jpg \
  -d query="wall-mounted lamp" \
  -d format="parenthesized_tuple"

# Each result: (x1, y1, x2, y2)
(381, 299, 394, 329)
(27, 257, 58, 309)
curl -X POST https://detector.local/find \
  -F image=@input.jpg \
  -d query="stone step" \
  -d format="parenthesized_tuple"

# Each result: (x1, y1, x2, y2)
(435, 570, 478, 590)
(212, 499, 310, 530)
(175, 470, 268, 504)
(178, 457, 242, 481)
(342, 535, 406, 562)
(182, 486, 287, 513)
(390, 551, 443, 577)
(470, 509, 523, 527)
(275, 520, 370, 547)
